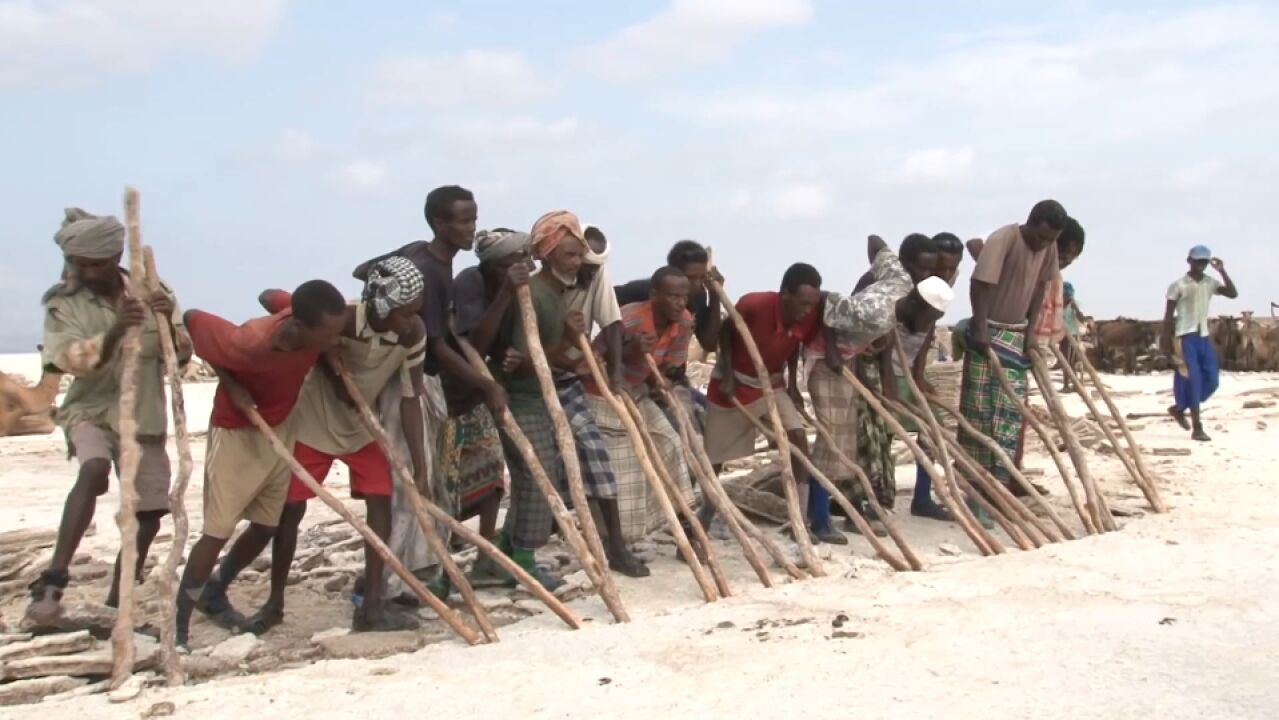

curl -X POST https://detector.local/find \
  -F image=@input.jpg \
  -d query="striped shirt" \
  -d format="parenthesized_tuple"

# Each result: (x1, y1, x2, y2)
(1167, 274, 1222, 337)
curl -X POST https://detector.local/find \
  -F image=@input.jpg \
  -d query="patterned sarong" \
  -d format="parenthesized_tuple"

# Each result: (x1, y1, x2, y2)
(807, 361, 858, 494)
(437, 403, 505, 511)
(555, 377, 618, 500)
(958, 321, 1028, 482)
(586, 393, 692, 543)
(854, 363, 896, 509)
(500, 402, 561, 550)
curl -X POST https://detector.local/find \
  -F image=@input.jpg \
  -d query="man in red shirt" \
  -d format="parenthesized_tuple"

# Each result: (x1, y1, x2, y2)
(699, 263, 822, 531)
(175, 280, 346, 647)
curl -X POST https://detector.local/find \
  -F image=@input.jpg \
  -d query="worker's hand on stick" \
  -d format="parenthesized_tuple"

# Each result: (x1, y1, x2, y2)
(565, 310, 587, 339)
(505, 262, 531, 290)
(146, 290, 175, 319)
(482, 379, 509, 413)
(501, 348, 525, 374)
(115, 296, 148, 331)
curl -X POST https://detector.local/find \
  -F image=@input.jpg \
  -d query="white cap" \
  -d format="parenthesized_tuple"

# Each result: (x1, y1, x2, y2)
(917, 276, 954, 312)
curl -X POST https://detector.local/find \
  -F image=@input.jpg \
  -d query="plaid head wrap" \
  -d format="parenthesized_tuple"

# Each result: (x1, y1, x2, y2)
(362, 255, 425, 320)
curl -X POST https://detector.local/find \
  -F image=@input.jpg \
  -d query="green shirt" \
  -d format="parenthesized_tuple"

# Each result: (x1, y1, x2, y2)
(41, 279, 185, 439)
(491, 275, 566, 410)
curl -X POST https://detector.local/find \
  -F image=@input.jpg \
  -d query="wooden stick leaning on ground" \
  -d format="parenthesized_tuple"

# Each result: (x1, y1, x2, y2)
(515, 288, 630, 622)
(924, 392, 1074, 541)
(645, 357, 782, 586)
(330, 363, 495, 641)
(985, 347, 1104, 534)
(1049, 344, 1162, 513)
(239, 405, 480, 645)
(840, 367, 999, 556)
(573, 337, 717, 602)
(1022, 351, 1115, 532)
(1062, 336, 1168, 513)
(730, 399, 913, 572)
(109, 188, 146, 689)
(141, 246, 192, 686)
(881, 394, 1038, 551)
(618, 391, 731, 598)
(334, 363, 580, 632)
(704, 275, 823, 576)
(454, 338, 626, 622)
(804, 414, 923, 570)
(966, 352, 1098, 536)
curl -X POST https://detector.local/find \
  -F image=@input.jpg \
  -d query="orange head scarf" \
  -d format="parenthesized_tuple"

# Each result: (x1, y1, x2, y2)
(530, 210, 585, 260)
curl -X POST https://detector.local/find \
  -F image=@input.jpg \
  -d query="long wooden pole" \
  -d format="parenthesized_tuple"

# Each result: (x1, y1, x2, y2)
(704, 275, 822, 575)
(986, 348, 1107, 533)
(618, 391, 730, 597)
(334, 364, 579, 632)
(924, 392, 1074, 540)
(240, 406, 480, 645)
(970, 351, 1098, 535)
(1048, 344, 1160, 512)
(573, 337, 717, 602)
(1023, 351, 1116, 531)
(1063, 336, 1167, 513)
(515, 288, 629, 622)
(109, 188, 146, 689)
(330, 364, 494, 641)
(840, 367, 998, 556)
(644, 357, 777, 587)
(454, 338, 627, 622)
(881, 394, 1038, 550)
(804, 413, 924, 570)
(141, 247, 192, 686)
(730, 399, 913, 572)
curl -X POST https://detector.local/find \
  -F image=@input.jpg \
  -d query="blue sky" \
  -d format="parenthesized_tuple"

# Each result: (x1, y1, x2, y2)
(2, 0, 1276, 351)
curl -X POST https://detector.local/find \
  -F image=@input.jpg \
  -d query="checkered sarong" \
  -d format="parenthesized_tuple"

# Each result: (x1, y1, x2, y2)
(807, 361, 857, 490)
(958, 322, 1028, 482)
(586, 393, 692, 543)
(555, 378, 618, 500)
(500, 402, 561, 550)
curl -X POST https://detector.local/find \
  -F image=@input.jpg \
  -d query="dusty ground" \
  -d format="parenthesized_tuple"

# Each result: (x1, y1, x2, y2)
(2, 351, 1277, 718)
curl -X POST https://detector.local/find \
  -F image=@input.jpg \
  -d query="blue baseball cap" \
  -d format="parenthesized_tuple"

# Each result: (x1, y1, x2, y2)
(1188, 245, 1212, 260)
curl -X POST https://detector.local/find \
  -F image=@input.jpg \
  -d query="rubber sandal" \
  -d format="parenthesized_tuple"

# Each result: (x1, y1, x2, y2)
(240, 604, 284, 636)
(352, 606, 420, 633)
(24, 570, 69, 627)
(609, 552, 651, 578)
(910, 501, 955, 522)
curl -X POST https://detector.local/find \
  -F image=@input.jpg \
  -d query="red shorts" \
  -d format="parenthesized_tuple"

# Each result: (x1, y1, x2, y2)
(286, 441, 393, 504)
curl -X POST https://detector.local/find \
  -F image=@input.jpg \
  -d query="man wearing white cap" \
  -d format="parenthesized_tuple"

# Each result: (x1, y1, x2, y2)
(1163, 244, 1237, 441)
(887, 276, 955, 520)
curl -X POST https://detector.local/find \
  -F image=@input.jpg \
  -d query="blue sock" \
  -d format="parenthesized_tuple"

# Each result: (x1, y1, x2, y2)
(912, 463, 932, 507)
(808, 478, 832, 531)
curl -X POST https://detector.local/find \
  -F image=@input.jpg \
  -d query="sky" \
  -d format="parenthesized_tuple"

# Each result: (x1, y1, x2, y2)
(1, 0, 1277, 351)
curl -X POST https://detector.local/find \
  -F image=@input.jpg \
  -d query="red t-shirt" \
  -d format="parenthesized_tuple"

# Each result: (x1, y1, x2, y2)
(187, 290, 321, 429)
(707, 291, 819, 406)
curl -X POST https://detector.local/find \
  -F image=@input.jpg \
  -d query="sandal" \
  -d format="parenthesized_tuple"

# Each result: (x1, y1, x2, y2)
(910, 500, 955, 522)
(352, 605, 420, 633)
(608, 551, 651, 578)
(240, 603, 284, 636)
(196, 582, 247, 632)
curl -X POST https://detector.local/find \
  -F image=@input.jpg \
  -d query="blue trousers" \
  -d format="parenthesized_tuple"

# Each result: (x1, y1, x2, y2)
(1173, 333, 1219, 411)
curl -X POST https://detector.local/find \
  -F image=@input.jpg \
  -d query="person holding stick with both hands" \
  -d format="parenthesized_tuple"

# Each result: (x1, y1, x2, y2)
(1163, 245, 1238, 441)
(198, 258, 430, 635)
(27, 208, 192, 625)
(175, 281, 346, 647)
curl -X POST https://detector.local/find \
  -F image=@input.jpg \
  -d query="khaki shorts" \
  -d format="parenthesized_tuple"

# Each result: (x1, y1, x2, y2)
(202, 420, 296, 539)
(68, 422, 171, 513)
(703, 392, 805, 465)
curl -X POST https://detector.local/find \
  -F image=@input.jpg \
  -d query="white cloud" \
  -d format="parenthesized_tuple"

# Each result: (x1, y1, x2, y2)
(328, 160, 387, 194)
(888, 147, 976, 186)
(583, 0, 813, 82)
(767, 183, 831, 220)
(0, 0, 287, 91)
(367, 49, 555, 109)
(270, 128, 317, 160)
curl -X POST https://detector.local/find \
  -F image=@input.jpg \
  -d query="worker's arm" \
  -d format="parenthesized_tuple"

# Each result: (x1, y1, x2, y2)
(399, 361, 430, 494)
(913, 326, 936, 394)
(698, 269, 725, 352)
(714, 316, 736, 402)
(1161, 299, 1178, 354)
(1211, 259, 1238, 299)
(968, 281, 995, 353)
(468, 264, 528, 356)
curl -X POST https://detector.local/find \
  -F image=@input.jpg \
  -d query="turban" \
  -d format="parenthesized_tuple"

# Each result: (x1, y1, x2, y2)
(362, 256, 425, 320)
(580, 221, 609, 266)
(53, 208, 124, 259)
(530, 210, 584, 260)
(916, 276, 954, 313)
(475, 229, 532, 263)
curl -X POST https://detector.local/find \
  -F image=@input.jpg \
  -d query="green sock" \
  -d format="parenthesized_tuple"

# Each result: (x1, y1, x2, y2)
(497, 530, 513, 556)
(511, 547, 536, 571)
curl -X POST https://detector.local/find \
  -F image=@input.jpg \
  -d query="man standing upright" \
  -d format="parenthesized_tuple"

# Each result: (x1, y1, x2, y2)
(959, 200, 1067, 497)
(27, 208, 192, 624)
(1164, 245, 1237, 441)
